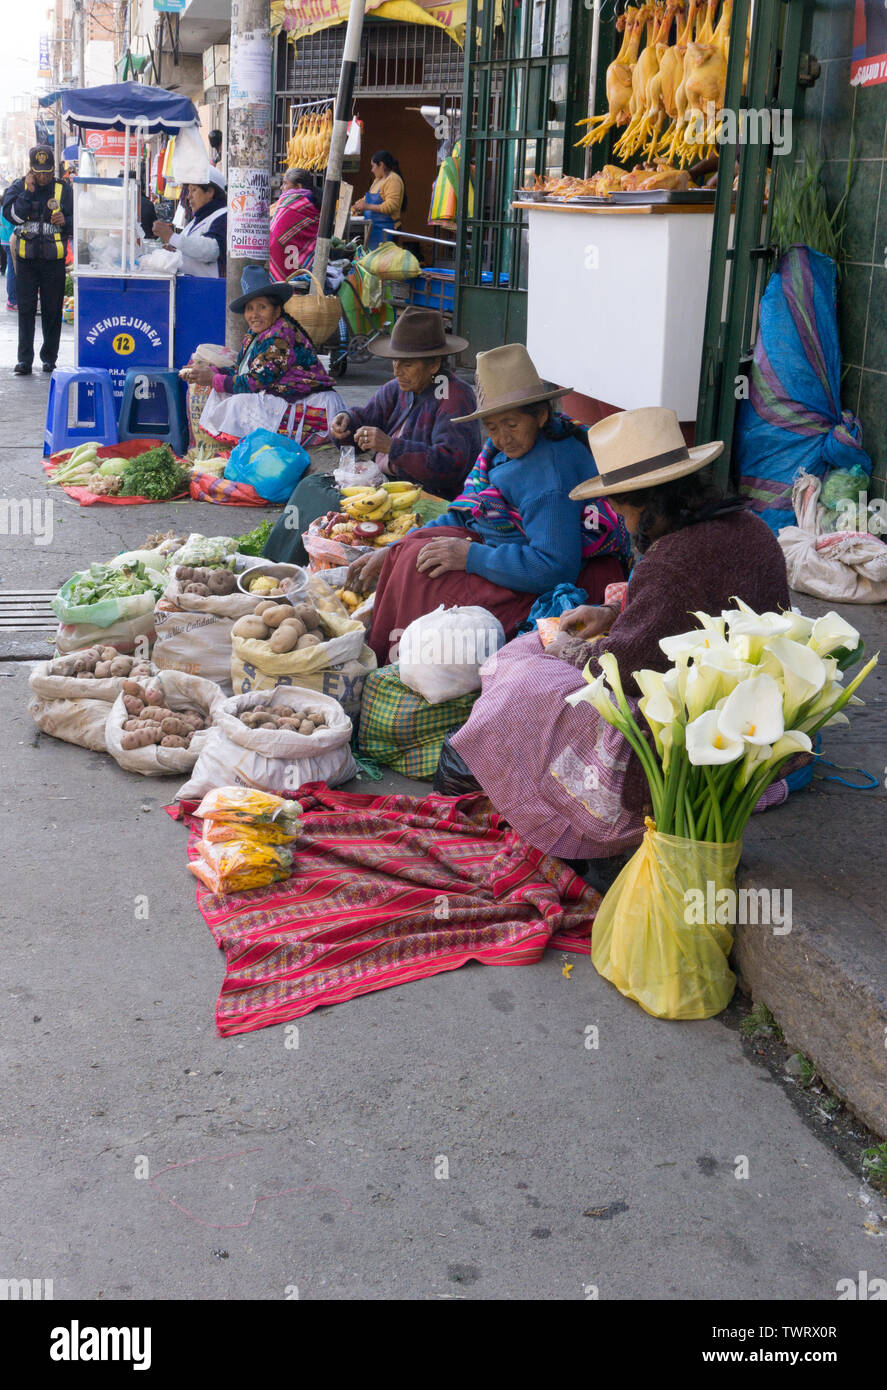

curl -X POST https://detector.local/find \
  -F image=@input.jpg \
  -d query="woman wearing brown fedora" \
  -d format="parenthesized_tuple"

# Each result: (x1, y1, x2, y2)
(361, 344, 630, 666)
(448, 407, 793, 876)
(263, 306, 480, 565)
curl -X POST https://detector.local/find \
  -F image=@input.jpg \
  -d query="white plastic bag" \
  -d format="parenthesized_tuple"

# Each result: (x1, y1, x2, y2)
(29, 658, 156, 707)
(138, 248, 183, 275)
(199, 389, 289, 441)
(178, 687, 355, 799)
(153, 556, 263, 689)
(344, 118, 362, 158)
(191, 342, 237, 370)
(55, 612, 156, 657)
(778, 471, 887, 603)
(106, 671, 225, 776)
(172, 125, 214, 185)
(333, 453, 384, 489)
(399, 605, 505, 705)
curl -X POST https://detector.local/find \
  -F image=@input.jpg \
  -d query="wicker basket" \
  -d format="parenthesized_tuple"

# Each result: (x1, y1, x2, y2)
(285, 270, 342, 347)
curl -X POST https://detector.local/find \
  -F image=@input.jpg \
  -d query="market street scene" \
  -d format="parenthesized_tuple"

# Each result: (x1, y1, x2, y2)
(1, 0, 887, 1334)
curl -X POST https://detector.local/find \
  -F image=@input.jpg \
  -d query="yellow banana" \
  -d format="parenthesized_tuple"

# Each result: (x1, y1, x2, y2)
(382, 480, 416, 493)
(390, 489, 419, 511)
(341, 486, 374, 498)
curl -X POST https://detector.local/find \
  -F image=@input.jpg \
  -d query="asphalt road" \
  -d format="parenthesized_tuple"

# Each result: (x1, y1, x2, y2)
(1, 311, 884, 1303)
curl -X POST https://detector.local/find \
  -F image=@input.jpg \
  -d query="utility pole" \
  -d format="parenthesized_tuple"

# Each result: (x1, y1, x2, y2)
(313, 0, 367, 291)
(73, 0, 86, 88)
(225, 0, 273, 350)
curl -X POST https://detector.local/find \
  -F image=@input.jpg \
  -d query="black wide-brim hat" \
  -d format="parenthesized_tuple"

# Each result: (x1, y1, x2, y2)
(369, 305, 468, 359)
(230, 265, 295, 314)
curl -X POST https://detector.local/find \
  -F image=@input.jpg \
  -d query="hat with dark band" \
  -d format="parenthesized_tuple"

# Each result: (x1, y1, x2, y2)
(368, 306, 468, 359)
(570, 407, 724, 500)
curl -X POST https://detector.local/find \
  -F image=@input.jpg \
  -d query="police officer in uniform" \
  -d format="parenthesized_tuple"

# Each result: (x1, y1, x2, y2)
(1, 145, 73, 376)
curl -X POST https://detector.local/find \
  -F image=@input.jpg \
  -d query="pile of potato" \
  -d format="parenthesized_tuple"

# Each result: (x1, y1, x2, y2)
(231, 601, 326, 655)
(48, 647, 153, 681)
(237, 702, 328, 735)
(175, 565, 238, 597)
(119, 681, 209, 751)
(245, 573, 293, 597)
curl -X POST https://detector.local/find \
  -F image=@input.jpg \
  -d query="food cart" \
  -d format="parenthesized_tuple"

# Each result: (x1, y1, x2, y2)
(60, 82, 226, 414)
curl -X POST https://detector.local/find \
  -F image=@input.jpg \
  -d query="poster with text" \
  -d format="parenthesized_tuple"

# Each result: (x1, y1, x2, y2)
(228, 167, 270, 258)
(852, 0, 887, 86)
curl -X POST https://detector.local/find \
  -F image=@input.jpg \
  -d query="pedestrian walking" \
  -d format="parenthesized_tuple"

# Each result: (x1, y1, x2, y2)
(1, 145, 72, 375)
(0, 198, 17, 312)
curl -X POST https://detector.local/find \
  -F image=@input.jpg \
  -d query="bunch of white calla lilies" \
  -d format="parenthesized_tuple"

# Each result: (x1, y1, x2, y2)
(566, 601, 877, 842)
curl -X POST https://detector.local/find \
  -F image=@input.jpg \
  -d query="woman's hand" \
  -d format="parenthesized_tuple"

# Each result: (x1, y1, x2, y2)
(415, 538, 472, 579)
(330, 412, 352, 441)
(181, 363, 215, 387)
(346, 547, 386, 594)
(558, 603, 618, 641)
(152, 220, 174, 245)
(544, 633, 583, 661)
(355, 426, 393, 453)
(353, 198, 366, 213)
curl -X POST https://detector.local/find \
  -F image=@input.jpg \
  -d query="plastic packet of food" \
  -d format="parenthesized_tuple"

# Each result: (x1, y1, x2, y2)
(535, 616, 561, 648)
(201, 820, 297, 846)
(189, 838, 294, 895)
(194, 785, 303, 827)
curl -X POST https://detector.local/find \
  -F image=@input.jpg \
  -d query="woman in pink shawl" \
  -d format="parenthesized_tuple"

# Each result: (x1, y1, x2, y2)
(270, 170, 320, 280)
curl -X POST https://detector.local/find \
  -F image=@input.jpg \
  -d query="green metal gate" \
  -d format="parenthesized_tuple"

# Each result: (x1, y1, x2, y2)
(454, 0, 594, 359)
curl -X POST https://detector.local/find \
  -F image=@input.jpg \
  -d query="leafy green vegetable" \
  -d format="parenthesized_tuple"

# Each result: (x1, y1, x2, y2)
(67, 561, 162, 607)
(235, 519, 273, 556)
(118, 445, 191, 501)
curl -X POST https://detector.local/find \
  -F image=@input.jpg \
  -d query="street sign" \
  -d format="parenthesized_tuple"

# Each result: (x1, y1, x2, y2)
(153, 0, 187, 10)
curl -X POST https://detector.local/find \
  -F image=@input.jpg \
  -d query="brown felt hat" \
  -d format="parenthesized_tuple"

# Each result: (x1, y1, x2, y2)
(571, 407, 724, 500)
(369, 306, 468, 359)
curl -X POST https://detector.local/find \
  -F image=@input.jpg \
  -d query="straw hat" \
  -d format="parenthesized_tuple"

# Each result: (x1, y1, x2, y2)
(452, 343, 570, 423)
(368, 306, 468, 359)
(570, 407, 724, 500)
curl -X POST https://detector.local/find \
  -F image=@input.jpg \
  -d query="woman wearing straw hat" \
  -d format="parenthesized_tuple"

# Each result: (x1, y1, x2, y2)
(363, 343, 629, 666)
(448, 407, 793, 877)
(181, 265, 338, 450)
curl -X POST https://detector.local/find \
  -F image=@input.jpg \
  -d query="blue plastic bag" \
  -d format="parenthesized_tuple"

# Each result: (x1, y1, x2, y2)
(224, 429, 310, 503)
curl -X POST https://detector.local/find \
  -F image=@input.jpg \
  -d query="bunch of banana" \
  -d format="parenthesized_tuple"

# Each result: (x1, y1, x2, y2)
(373, 511, 420, 545)
(340, 486, 392, 521)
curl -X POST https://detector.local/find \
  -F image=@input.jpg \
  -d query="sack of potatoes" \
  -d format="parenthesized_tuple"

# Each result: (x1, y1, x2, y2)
(236, 701, 328, 736)
(231, 600, 327, 655)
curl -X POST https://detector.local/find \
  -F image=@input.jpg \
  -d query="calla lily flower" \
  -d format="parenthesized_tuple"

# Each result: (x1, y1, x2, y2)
(808, 612, 861, 658)
(717, 673, 785, 747)
(660, 629, 731, 662)
(779, 609, 816, 643)
(690, 611, 727, 639)
(565, 673, 620, 724)
(736, 739, 774, 788)
(723, 610, 793, 663)
(769, 729, 813, 760)
(686, 710, 745, 765)
(759, 636, 827, 723)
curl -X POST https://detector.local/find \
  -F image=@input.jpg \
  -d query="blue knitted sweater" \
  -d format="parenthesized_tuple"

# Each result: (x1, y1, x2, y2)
(423, 432, 597, 593)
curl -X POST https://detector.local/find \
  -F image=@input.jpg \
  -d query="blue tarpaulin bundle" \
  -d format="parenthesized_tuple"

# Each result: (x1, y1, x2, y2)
(735, 245, 871, 533)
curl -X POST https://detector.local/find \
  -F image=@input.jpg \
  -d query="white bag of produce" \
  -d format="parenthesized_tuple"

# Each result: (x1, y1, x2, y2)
(230, 643, 377, 718)
(178, 687, 355, 800)
(29, 650, 156, 704)
(778, 471, 887, 603)
(52, 554, 167, 636)
(152, 555, 264, 690)
(54, 612, 156, 656)
(160, 554, 263, 619)
(28, 695, 111, 753)
(399, 605, 505, 705)
(230, 606, 365, 682)
(106, 670, 225, 776)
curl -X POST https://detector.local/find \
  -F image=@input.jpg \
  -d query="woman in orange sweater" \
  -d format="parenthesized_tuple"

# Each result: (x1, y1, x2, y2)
(353, 150, 406, 249)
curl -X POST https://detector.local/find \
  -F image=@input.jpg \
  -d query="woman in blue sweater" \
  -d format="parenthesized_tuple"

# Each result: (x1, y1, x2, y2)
(361, 344, 628, 666)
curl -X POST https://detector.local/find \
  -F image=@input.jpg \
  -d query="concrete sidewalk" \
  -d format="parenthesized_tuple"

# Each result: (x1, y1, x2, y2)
(1, 305, 886, 1302)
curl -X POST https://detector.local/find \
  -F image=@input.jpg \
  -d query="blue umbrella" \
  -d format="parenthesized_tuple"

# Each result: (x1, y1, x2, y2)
(61, 81, 197, 135)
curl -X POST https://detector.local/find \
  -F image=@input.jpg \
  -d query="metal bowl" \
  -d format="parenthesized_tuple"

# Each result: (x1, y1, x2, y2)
(235, 561, 311, 603)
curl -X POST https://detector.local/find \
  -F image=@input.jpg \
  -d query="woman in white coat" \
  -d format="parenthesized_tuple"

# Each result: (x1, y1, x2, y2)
(152, 168, 227, 278)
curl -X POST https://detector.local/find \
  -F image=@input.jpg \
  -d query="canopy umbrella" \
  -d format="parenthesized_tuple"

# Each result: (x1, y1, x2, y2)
(60, 82, 198, 134)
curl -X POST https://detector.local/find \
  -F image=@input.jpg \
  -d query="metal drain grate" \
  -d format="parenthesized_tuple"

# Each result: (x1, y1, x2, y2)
(0, 591, 57, 631)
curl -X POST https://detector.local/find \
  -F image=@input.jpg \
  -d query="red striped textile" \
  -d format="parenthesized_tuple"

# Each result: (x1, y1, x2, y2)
(170, 785, 598, 1036)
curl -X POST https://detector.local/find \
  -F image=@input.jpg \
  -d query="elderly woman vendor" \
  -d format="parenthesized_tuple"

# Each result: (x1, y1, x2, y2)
(263, 306, 480, 564)
(358, 343, 628, 666)
(181, 266, 335, 443)
(449, 407, 795, 875)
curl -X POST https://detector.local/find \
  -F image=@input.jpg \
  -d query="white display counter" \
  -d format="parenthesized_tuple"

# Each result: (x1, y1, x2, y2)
(521, 202, 715, 420)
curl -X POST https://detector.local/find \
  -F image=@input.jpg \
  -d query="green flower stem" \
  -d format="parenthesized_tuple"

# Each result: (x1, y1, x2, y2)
(684, 791, 697, 840)
(702, 765, 724, 841)
(674, 758, 689, 837)
(659, 723, 685, 835)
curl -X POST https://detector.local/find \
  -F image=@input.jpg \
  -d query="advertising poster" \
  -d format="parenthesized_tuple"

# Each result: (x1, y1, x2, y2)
(228, 167, 271, 258)
(852, 0, 887, 86)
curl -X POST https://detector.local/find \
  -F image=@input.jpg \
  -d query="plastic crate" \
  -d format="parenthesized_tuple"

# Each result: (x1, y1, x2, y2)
(409, 267, 455, 314)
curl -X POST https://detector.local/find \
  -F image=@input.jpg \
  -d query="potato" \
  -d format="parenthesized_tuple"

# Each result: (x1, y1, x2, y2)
(184, 582, 210, 597)
(269, 626, 300, 654)
(141, 706, 175, 723)
(161, 716, 192, 737)
(121, 679, 144, 697)
(299, 720, 316, 735)
(277, 616, 305, 641)
(254, 599, 279, 617)
(121, 727, 161, 749)
(94, 661, 112, 679)
(232, 615, 269, 640)
(296, 633, 321, 649)
(123, 694, 144, 717)
(289, 603, 316, 627)
(100, 646, 118, 663)
(264, 604, 295, 629)
(130, 664, 153, 682)
(144, 688, 164, 706)
(79, 670, 95, 679)
(109, 657, 133, 677)
(208, 570, 237, 595)
(161, 735, 188, 748)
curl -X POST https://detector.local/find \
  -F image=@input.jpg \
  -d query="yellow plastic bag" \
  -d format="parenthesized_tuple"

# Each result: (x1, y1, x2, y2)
(189, 837, 294, 895)
(360, 242, 421, 281)
(592, 820, 741, 1020)
(195, 786, 302, 828)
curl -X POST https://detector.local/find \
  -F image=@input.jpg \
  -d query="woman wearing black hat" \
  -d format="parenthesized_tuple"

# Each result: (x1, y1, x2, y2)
(181, 266, 336, 444)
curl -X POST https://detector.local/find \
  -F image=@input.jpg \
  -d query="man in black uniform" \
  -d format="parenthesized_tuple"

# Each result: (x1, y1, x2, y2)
(1, 145, 73, 376)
